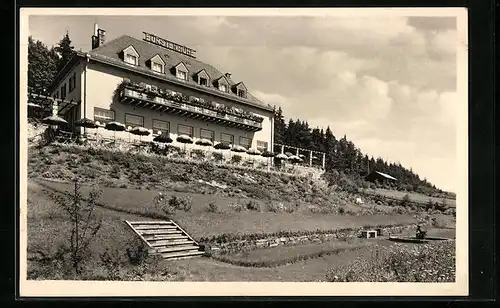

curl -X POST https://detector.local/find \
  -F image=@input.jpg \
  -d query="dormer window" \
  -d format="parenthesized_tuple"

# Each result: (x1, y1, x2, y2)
(237, 89, 246, 98)
(125, 54, 137, 65)
(152, 62, 163, 73)
(233, 82, 248, 99)
(196, 69, 210, 87)
(148, 54, 165, 74)
(174, 62, 189, 81)
(215, 76, 230, 93)
(177, 70, 187, 80)
(121, 45, 139, 66)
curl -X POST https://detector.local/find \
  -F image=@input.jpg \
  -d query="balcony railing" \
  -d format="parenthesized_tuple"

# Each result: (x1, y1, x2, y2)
(119, 88, 263, 131)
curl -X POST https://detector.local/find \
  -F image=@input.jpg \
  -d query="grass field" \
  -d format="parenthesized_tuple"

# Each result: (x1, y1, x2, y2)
(364, 188, 456, 207)
(36, 179, 419, 239)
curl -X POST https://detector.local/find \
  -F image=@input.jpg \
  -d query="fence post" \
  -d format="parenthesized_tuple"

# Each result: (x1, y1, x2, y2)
(281, 145, 284, 154)
(309, 150, 313, 167)
(322, 153, 326, 169)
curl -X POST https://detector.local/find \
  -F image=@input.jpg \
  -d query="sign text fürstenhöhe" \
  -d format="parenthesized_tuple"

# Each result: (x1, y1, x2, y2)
(143, 32, 196, 58)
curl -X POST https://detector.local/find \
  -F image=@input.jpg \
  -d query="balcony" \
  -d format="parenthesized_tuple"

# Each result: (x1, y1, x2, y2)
(119, 88, 263, 131)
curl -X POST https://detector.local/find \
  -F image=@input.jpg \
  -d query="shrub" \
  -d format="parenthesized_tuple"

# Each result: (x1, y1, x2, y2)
(325, 241, 455, 282)
(246, 200, 260, 211)
(338, 206, 345, 214)
(45, 179, 103, 275)
(212, 152, 224, 162)
(168, 195, 192, 212)
(207, 202, 220, 213)
(231, 155, 242, 164)
(191, 149, 206, 159)
(229, 202, 244, 212)
(400, 194, 411, 207)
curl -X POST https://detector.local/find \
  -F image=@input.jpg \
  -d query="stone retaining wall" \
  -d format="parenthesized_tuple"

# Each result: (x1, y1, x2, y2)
(203, 223, 428, 255)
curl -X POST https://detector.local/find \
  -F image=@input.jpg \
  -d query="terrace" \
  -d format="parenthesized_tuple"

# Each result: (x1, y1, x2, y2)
(117, 81, 264, 132)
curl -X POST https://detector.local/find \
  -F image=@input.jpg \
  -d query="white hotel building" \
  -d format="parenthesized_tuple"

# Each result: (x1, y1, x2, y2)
(46, 26, 275, 154)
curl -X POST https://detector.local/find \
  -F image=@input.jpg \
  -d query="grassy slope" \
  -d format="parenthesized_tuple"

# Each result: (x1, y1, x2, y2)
(37, 179, 418, 239)
(365, 188, 456, 207)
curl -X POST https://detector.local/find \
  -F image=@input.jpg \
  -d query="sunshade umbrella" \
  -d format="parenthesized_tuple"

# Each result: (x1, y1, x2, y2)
(298, 154, 305, 159)
(285, 151, 294, 157)
(176, 134, 193, 152)
(130, 126, 150, 142)
(75, 118, 98, 129)
(276, 153, 289, 160)
(27, 102, 43, 119)
(195, 138, 213, 159)
(105, 121, 126, 141)
(153, 133, 173, 144)
(246, 148, 262, 164)
(28, 102, 42, 109)
(214, 142, 231, 160)
(214, 142, 231, 150)
(231, 145, 247, 153)
(288, 155, 303, 164)
(195, 138, 213, 147)
(42, 114, 67, 126)
(261, 150, 275, 168)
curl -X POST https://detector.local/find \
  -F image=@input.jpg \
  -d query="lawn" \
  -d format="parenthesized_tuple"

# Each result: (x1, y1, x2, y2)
(215, 238, 377, 267)
(36, 179, 419, 239)
(365, 188, 456, 207)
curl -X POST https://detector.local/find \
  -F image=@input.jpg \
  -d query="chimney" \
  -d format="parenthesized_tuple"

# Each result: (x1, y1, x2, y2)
(91, 24, 106, 49)
(225, 73, 231, 78)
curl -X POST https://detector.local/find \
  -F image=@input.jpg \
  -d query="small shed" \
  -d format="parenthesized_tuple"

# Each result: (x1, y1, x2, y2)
(365, 171, 398, 183)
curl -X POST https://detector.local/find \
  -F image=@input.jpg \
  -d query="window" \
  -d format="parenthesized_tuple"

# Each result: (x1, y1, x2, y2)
(237, 89, 246, 98)
(153, 119, 169, 134)
(219, 84, 228, 92)
(69, 72, 76, 92)
(176, 70, 187, 80)
(178, 124, 193, 137)
(125, 54, 138, 65)
(221, 133, 234, 145)
(60, 84, 67, 99)
(94, 107, 115, 123)
(152, 62, 163, 73)
(200, 129, 214, 142)
(125, 113, 144, 127)
(199, 77, 208, 86)
(239, 136, 252, 149)
(257, 141, 268, 151)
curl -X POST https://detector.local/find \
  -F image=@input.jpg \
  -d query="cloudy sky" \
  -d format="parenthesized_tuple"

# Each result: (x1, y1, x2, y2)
(28, 11, 463, 192)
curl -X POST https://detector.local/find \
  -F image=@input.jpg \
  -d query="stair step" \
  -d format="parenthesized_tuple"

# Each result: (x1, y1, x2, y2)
(134, 225, 178, 230)
(157, 245, 200, 253)
(129, 221, 174, 225)
(147, 235, 189, 241)
(138, 229, 180, 235)
(150, 240, 194, 247)
(161, 250, 205, 260)
(143, 231, 188, 242)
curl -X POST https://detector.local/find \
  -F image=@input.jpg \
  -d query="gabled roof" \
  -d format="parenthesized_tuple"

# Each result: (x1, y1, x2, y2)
(174, 61, 188, 72)
(368, 171, 398, 181)
(214, 75, 229, 85)
(196, 69, 210, 79)
(149, 54, 165, 65)
(233, 82, 247, 90)
(122, 45, 139, 57)
(87, 34, 271, 111)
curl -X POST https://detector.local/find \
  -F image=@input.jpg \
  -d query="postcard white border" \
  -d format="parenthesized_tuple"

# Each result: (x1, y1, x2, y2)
(19, 7, 469, 297)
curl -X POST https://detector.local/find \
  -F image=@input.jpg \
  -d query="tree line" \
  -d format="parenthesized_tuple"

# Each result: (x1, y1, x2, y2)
(273, 106, 452, 196)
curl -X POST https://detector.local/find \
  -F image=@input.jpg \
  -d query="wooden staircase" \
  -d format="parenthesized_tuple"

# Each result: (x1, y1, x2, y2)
(125, 220, 205, 260)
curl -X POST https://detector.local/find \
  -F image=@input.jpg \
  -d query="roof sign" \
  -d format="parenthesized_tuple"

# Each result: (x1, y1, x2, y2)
(143, 32, 196, 58)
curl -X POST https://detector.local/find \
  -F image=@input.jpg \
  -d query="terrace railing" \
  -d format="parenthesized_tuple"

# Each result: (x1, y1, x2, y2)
(121, 88, 263, 131)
